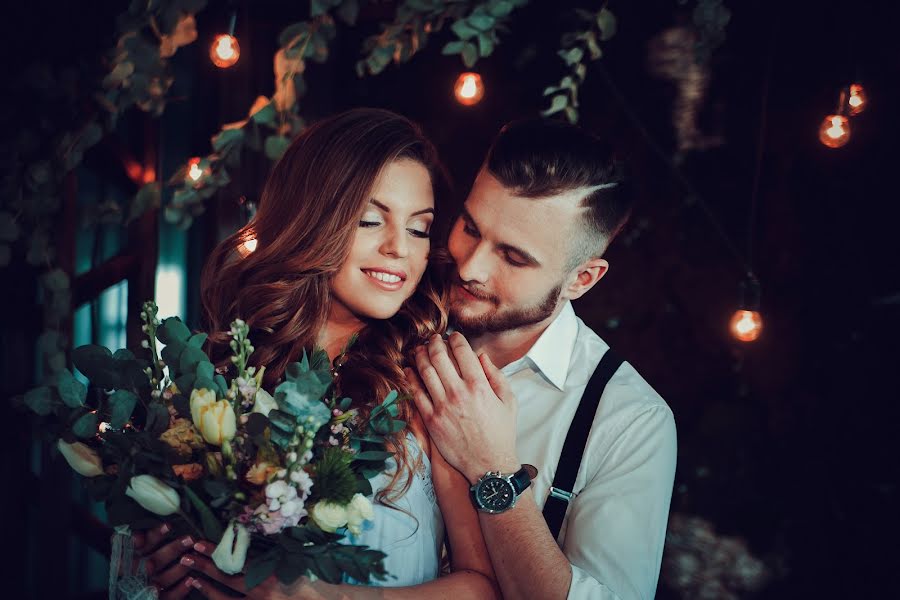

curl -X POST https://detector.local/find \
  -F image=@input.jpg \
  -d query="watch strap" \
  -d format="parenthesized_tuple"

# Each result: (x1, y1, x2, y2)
(510, 464, 537, 495)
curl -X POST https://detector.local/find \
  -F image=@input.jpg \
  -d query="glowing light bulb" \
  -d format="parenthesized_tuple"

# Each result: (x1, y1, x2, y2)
(187, 157, 203, 182)
(454, 72, 485, 106)
(211, 34, 240, 68)
(847, 83, 867, 115)
(818, 114, 850, 148)
(729, 309, 763, 342)
(242, 237, 257, 253)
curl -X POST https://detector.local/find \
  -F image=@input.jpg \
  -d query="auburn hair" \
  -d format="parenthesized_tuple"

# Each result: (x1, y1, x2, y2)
(200, 108, 450, 503)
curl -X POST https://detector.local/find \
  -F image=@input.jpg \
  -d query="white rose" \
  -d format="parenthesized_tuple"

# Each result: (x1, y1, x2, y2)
(212, 521, 250, 575)
(57, 440, 104, 477)
(252, 388, 277, 417)
(349, 493, 375, 521)
(125, 475, 181, 516)
(311, 501, 349, 533)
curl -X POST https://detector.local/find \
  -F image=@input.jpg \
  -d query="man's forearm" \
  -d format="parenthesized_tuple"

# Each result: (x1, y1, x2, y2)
(479, 489, 572, 600)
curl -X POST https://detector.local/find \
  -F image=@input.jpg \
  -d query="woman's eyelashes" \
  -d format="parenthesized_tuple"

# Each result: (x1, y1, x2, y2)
(358, 217, 431, 238)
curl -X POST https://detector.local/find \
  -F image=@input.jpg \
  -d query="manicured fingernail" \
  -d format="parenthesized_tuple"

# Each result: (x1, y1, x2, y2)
(184, 577, 195, 588)
(180, 556, 194, 567)
(193, 542, 206, 552)
(159, 523, 170, 534)
(191, 579, 203, 590)
(181, 536, 194, 547)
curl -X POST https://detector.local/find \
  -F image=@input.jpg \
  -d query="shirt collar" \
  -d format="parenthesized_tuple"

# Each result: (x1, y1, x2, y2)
(504, 301, 579, 391)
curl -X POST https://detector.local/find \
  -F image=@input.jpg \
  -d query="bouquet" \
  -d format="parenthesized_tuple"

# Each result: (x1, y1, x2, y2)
(20, 301, 401, 592)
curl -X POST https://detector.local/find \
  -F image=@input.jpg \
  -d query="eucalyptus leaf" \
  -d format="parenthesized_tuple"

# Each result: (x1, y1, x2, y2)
(158, 318, 191, 345)
(451, 20, 479, 41)
(73, 411, 99, 439)
(461, 43, 478, 68)
(442, 41, 465, 55)
(180, 345, 208, 375)
(278, 23, 310, 48)
(264, 135, 291, 161)
(196, 361, 214, 382)
(250, 102, 277, 127)
(73, 344, 121, 389)
(478, 33, 494, 57)
(468, 15, 495, 31)
(597, 8, 617, 41)
(55, 369, 87, 408)
(108, 389, 138, 428)
(543, 94, 568, 116)
(488, 0, 513, 17)
(24, 386, 54, 416)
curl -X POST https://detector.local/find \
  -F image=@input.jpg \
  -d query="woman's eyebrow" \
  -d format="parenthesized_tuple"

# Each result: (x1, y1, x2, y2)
(370, 199, 434, 217)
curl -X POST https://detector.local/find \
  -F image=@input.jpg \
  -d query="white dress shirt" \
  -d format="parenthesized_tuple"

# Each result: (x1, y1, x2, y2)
(501, 301, 677, 600)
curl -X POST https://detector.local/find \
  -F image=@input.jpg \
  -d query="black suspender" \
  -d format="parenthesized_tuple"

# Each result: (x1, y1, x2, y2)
(542, 349, 624, 542)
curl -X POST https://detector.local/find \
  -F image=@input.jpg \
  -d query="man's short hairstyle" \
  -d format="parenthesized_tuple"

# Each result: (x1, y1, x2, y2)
(485, 118, 634, 268)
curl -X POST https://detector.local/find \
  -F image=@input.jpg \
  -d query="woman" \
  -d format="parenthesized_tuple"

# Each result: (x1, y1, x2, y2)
(137, 108, 498, 600)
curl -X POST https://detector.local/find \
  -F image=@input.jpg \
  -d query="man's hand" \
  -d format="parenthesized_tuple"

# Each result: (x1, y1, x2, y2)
(406, 332, 519, 483)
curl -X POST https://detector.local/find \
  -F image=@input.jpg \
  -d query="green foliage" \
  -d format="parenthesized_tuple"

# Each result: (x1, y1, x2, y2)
(542, 7, 616, 124)
(312, 447, 358, 505)
(184, 485, 225, 542)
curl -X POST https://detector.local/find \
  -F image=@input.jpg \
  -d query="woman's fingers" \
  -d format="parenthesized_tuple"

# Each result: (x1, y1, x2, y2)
(134, 522, 172, 555)
(157, 577, 195, 600)
(179, 552, 247, 594)
(146, 536, 196, 578)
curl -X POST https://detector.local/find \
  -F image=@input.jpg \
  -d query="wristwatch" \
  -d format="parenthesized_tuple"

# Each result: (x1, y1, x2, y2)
(470, 464, 538, 514)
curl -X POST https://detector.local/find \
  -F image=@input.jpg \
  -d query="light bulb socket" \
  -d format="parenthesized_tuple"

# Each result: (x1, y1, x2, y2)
(228, 11, 237, 36)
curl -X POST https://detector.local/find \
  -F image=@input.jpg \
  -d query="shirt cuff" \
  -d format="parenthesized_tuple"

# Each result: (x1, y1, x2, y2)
(566, 563, 623, 600)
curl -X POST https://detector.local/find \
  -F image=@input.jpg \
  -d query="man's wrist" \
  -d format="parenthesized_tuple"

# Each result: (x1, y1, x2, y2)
(466, 459, 522, 485)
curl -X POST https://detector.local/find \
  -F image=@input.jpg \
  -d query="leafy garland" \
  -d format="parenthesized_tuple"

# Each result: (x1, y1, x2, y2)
(2, 0, 208, 378)
(4, 0, 680, 385)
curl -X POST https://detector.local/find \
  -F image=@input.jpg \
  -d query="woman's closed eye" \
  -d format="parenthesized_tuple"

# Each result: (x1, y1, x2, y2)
(359, 218, 431, 239)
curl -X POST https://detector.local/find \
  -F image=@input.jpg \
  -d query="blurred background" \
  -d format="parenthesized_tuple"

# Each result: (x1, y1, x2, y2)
(2, 0, 899, 597)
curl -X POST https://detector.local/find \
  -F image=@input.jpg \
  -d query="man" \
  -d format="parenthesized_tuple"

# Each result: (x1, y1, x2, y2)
(407, 118, 677, 599)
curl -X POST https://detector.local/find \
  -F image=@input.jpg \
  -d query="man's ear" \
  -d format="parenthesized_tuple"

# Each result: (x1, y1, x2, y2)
(563, 258, 609, 301)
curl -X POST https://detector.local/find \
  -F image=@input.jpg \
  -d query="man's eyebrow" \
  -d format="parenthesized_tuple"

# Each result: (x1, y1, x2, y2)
(461, 207, 540, 266)
(370, 199, 434, 217)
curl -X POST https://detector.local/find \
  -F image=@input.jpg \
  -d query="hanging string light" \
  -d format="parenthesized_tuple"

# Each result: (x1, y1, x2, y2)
(210, 12, 240, 68)
(454, 72, 485, 106)
(846, 83, 867, 115)
(186, 157, 204, 183)
(818, 113, 851, 148)
(730, 277, 763, 342)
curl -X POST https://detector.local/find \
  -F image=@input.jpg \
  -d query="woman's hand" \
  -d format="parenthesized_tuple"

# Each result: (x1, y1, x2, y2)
(132, 523, 198, 600)
(179, 542, 336, 600)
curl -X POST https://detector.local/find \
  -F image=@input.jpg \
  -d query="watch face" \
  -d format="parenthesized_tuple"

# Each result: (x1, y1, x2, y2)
(476, 477, 516, 512)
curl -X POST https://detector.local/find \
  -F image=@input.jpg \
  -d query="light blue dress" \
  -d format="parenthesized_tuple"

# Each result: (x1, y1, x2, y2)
(346, 433, 444, 587)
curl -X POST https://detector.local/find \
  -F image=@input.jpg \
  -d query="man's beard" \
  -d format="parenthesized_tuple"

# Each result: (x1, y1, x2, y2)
(449, 278, 562, 335)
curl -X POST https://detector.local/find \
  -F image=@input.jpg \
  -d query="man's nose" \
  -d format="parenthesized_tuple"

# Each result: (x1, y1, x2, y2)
(456, 240, 491, 284)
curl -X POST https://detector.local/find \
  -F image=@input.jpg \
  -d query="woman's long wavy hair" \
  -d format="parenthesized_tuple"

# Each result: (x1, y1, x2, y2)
(200, 108, 450, 503)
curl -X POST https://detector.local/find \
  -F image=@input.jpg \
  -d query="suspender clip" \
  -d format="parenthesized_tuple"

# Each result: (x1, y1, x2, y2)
(548, 487, 577, 503)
